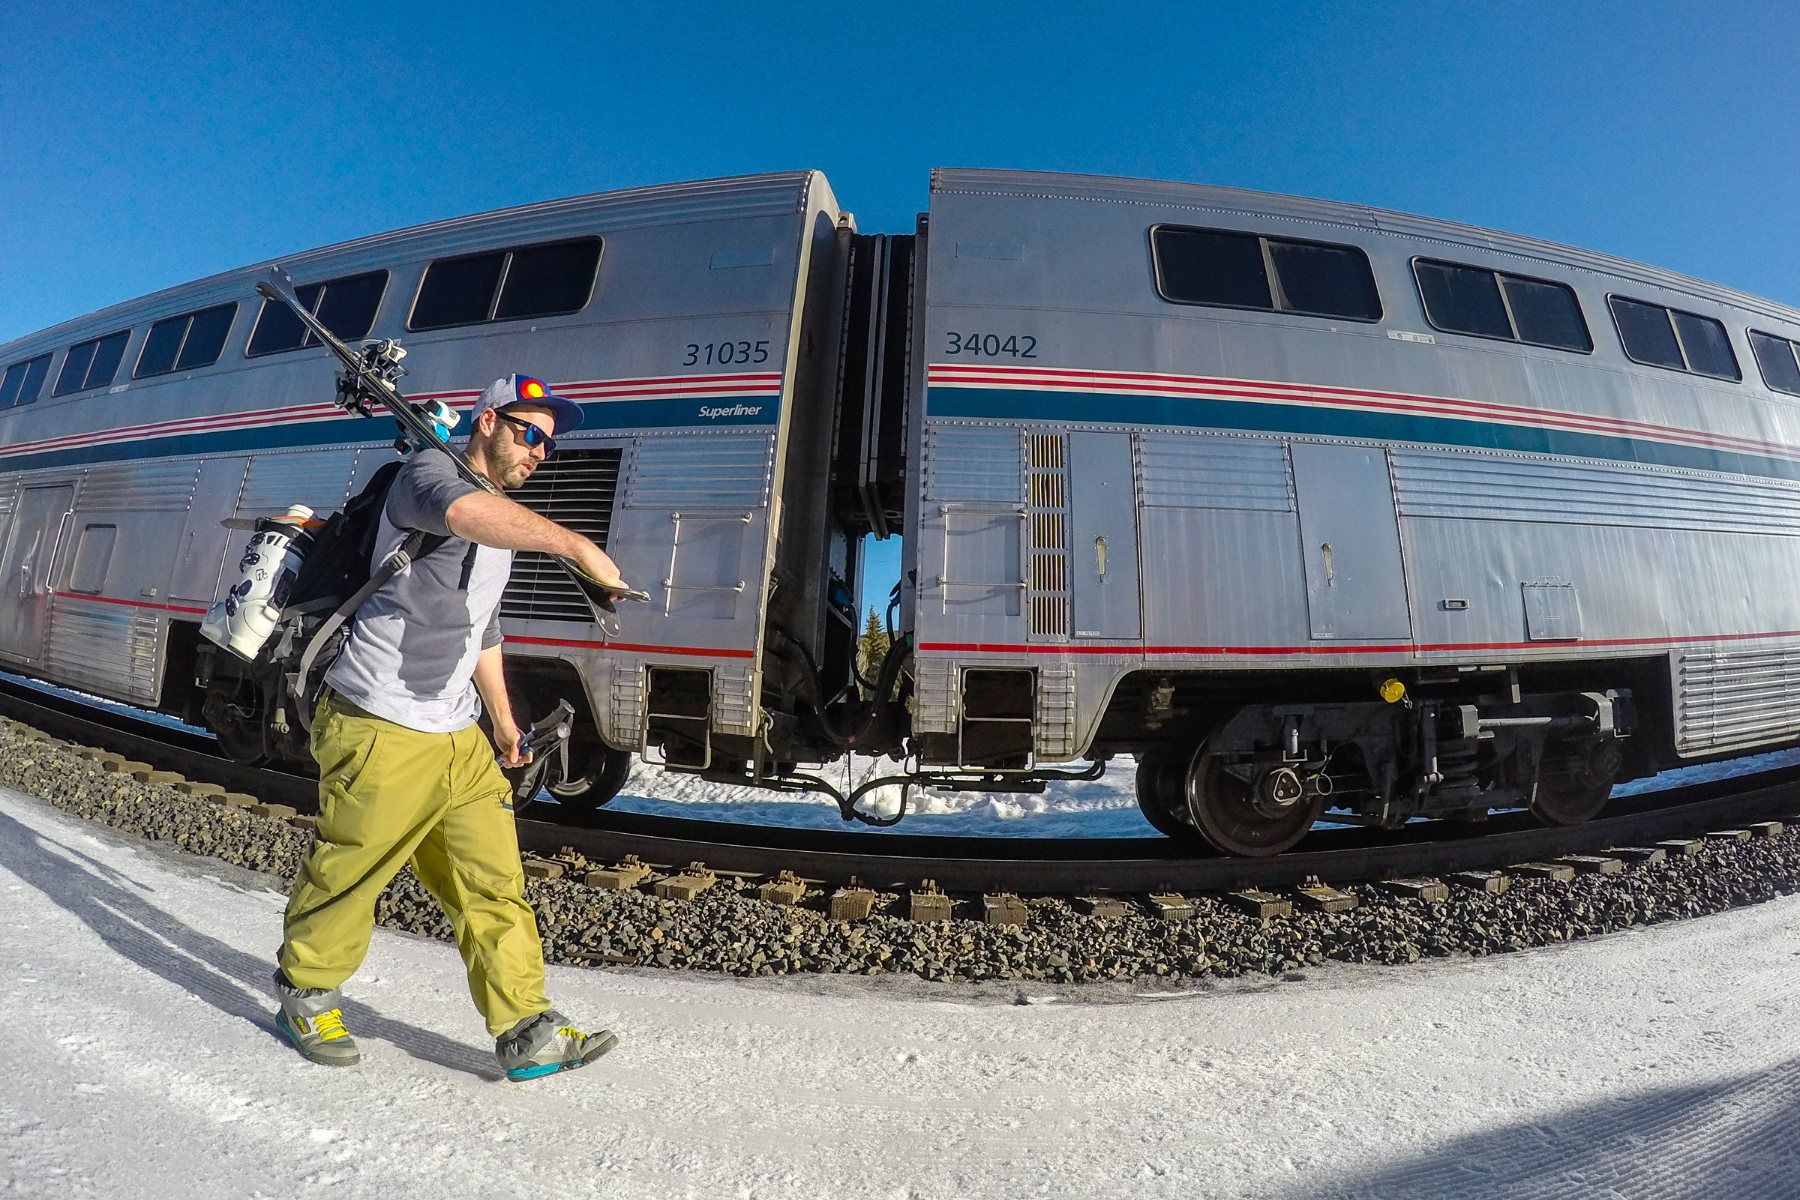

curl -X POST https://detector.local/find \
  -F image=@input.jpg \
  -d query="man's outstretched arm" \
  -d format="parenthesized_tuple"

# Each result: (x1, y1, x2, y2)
(445, 490, 624, 587)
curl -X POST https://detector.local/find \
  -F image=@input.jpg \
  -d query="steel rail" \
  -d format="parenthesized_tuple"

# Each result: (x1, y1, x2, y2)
(3, 676, 1796, 894)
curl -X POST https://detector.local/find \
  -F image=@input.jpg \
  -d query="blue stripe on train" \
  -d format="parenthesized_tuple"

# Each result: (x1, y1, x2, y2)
(0, 396, 781, 474)
(927, 387, 1800, 484)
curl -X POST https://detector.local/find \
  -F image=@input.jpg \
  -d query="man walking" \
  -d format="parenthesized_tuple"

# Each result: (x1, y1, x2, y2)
(272, 374, 627, 1081)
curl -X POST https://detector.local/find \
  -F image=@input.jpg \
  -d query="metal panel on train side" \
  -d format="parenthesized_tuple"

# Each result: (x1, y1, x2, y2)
(170, 457, 251, 605)
(1066, 431, 1140, 640)
(1288, 442, 1411, 641)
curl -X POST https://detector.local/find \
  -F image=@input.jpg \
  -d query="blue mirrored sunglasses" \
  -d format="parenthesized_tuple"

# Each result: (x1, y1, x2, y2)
(496, 410, 557, 455)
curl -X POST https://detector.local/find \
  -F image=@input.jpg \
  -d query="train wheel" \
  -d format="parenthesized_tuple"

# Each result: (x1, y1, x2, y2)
(1134, 757, 1201, 842)
(546, 742, 633, 814)
(1530, 738, 1620, 826)
(1185, 736, 1323, 858)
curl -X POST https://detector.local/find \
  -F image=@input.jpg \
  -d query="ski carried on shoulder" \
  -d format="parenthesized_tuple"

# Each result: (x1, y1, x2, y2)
(254, 266, 649, 629)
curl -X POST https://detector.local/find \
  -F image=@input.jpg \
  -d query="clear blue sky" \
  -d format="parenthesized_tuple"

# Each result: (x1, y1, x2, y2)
(4, 0, 1797, 606)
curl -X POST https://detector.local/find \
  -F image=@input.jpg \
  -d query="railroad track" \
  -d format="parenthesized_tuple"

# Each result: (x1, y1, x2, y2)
(4, 674, 1798, 895)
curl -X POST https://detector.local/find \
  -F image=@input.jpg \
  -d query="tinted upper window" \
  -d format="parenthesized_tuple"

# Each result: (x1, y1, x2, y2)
(247, 270, 388, 356)
(0, 354, 52, 408)
(53, 330, 131, 396)
(1415, 261, 1511, 340)
(1266, 240, 1382, 320)
(410, 237, 602, 331)
(1670, 310, 1739, 380)
(134, 303, 238, 378)
(1413, 259, 1591, 352)
(1153, 226, 1380, 321)
(1609, 296, 1739, 380)
(1749, 331, 1800, 397)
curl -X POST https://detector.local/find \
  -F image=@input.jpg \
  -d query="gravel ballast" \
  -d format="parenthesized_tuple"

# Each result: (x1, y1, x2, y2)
(7, 717, 1800, 987)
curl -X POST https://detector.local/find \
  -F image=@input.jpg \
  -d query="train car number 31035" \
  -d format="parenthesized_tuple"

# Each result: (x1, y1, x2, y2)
(684, 340, 771, 366)
(946, 333, 1037, 357)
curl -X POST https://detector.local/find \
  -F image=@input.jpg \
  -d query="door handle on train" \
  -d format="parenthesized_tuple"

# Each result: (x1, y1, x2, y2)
(1095, 536, 1107, 579)
(1321, 542, 1334, 586)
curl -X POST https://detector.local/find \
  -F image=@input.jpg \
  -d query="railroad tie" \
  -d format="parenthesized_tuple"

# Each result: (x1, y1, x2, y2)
(1609, 846, 1668, 865)
(1224, 890, 1288, 919)
(1146, 892, 1196, 920)
(1378, 877, 1449, 902)
(1074, 895, 1128, 919)
(758, 870, 814, 907)
(653, 863, 718, 901)
(1750, 821, 1785, 838)
(1657, 838, 1705, 857)
(248, 803, 297, 820)
(982, 893, 1029, 926)
(909, 881, 953, 922)
(1706, 829, 1752, 845)
(584, 856, 654, 891)
(829, 885, 876, 921)
(1510, 862, 1576, 883)
(1294, 877, 1357, 913)
(522, 857, 565, 880)
(1558, 855, 1624, 876)
(1448, 870, 1510, 893)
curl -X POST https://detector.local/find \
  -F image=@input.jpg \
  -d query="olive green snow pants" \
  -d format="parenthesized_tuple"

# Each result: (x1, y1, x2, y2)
(278, 690, 549, 1036)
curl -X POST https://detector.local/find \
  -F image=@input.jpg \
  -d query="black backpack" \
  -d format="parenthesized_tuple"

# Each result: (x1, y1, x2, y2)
(259, 460, 448, 733)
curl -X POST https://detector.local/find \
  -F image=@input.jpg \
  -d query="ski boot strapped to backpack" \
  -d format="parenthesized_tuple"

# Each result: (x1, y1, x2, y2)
(196, 462, 450, 762)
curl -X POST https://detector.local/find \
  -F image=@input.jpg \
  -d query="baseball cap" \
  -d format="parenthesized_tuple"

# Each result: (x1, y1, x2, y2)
(470, 374, 584, 436)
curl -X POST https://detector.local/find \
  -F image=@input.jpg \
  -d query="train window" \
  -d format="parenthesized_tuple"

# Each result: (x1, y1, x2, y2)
(177, 304, 236, 370)
(1671, 310, 1740, 380)
(1152, 226, 1379, 321)
(247, 270, 388, 356)
(135, 303, 239, 378)
(52, 330, 131, 396)
(1414, 260, 1591, 351)
(1610, 296, 1740, 380)
(1153, 229, 1271, 309)
(1500, 277, 1591, 352)
(1609, 297, 1687, 370)
(0, 354, 51, 408)
(1415, 261, 1511, 340)
(135, 317, 187, 377)
(410, 237, 602, 331)
(67, 524, 116, 594)
(494, 239, 604, 320)
(1749, 331, 1800, 396)
(1266, 240, 1382, 320)
(410, 251, 506, 329)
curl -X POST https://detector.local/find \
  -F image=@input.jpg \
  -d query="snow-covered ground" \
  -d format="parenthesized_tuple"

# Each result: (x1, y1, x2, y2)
(4, 787, 1797, 1198)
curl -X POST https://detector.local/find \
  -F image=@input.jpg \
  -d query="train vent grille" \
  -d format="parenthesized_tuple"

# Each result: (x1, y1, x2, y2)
(1025, 433, 1069, 641)
(500, 448, 624, 623)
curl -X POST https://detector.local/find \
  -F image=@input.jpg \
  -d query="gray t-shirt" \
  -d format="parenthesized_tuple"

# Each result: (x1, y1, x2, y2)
(324, 449, 513, 733)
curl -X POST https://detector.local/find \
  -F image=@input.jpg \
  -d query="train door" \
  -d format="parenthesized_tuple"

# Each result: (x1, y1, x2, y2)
(1289, 443, 1411, 640)
(0, 484, 76, 659)
(1067, 431, 1141, 640)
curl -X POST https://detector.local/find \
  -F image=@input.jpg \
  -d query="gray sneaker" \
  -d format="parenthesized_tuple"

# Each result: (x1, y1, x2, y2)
(495, 1009, 617, 1081)
(272, 969, 362, 1066)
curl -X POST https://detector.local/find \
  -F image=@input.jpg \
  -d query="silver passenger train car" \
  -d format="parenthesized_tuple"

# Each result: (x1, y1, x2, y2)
(6, 168, 1800, 855)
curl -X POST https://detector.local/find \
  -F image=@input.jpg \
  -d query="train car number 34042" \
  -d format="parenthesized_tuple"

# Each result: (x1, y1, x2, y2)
(945, 333, 1037, 357)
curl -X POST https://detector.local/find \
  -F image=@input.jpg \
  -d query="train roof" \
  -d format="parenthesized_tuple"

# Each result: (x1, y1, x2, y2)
(931, 168, 1800, 327)
(1, 171, 823, 358)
